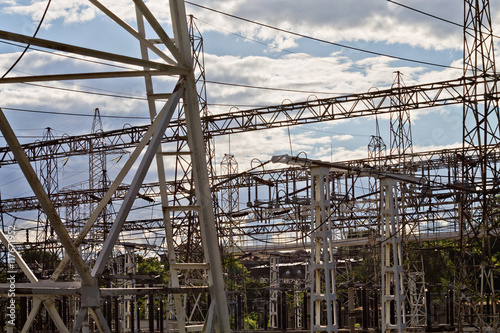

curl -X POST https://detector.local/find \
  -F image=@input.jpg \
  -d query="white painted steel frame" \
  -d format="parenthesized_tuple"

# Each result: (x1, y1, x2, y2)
(310, 167, 338, 333)
(0, 1, 231, 332)
(91, 84, 183, 276)
(269, 255, 279, 328)
(169, 0, 231, 330)
(0, 107, 108, 332)
(134, 3, 188, 332)
(19, 81, 187, 331)
(380, 178, 406, 333)
(0, 29, 186, 73)
(0, 230, 69, 333)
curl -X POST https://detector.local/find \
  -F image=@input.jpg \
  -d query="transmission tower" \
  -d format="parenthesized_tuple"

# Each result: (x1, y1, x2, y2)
(35, 127, 60, 277)
(367, 107, 385, 330)
(89, 108, 115, 252)
(389, 71, 413, 159)
(0, 1, 231, 331)
(460, 0, 500, 330)
(133, 2, 229, 332)
(220, 153, 240, 249)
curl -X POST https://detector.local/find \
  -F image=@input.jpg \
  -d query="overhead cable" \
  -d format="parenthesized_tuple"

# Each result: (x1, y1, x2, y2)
(186, 1, 462, 70)
(2, 0, 52, 78)
(0, 40, 135, 71)
(388, 0, 500, 39)
(206, 80, 341, 95)
(387, 0, 462, 28)
(1, 106, 150, 120)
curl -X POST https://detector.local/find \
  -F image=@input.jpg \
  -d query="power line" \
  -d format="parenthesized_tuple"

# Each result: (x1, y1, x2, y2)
(207, 103, 269, 108)
(195, 17, 377, 73)
(186, 1, 462, 70)
(24, 82, 148, 101)
(388, 0, 500, 40)
(0, 14, 371, 102)
(1, 106, 150, 120)
(206, 80, 342, 95)
(2, 0, 52, 78)
(1, 43, 348, 100)
(0, 40, 135, 71)
(387, 0, 462, 28)
(0, 2, 466, 117)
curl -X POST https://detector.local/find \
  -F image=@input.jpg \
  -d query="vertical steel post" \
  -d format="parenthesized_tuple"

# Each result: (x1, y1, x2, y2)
(269, 255, 280, 328)
(310, 166, 338, 333)
(380, 178, 406, 333)
(462, 1, 499, 330)
(169, 1, 231, 331)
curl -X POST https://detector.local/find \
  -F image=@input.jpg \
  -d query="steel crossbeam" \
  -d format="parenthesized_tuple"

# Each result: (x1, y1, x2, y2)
(0, 76, 481, 166)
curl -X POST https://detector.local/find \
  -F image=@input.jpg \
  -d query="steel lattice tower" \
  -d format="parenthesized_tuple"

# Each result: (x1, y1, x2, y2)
(89, 108, 114, 247)
(389, 71, 413, 159)
(35, 127, 60, 276)
(0, 1, 231, 331)
(460, 0, 500, 330)
(220, 153, 239, 248)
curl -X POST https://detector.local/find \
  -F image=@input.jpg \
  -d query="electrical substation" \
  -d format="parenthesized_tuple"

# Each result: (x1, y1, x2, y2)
(0, 0, 499, 332)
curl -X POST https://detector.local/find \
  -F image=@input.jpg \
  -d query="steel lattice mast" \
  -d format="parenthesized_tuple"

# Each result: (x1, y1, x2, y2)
(460, 0, 500, 330)
(0, 1, 231, 332)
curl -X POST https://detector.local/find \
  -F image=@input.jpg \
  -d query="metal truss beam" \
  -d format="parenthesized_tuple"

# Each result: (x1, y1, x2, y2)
(87, 0, 178, 65)
(0, 108, 108, 332)
(0, 29, 187, 73)
(459, 1, 500, 331)
(3, 144, 497, 213)
(91, 82, 183, 276)
(0, 76, 483, 166)
(0, 70, 176, 84)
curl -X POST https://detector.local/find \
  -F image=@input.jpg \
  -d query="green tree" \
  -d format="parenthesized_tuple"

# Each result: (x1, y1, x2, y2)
(136, 255, 169, 285)
(222, 253, 268, 330)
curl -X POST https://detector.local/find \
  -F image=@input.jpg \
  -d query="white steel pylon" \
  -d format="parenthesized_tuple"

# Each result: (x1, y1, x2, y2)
(133, 2, 189, 331)
(407, 271, 426, 327)
(310, 166, 338, 333)
(380, 178, 406, 333)
(0, 0, 230, 332)
(269, 255, 280, 328)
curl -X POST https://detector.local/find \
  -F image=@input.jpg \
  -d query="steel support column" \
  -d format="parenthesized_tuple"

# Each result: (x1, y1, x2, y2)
(170, 1, 231, 331)
(269, 255, 279, 328)
(134, 2, 186, 331)
(380, 178, 406, 333)
(310, 166, 338, 333)
(461, 1, 500, 331)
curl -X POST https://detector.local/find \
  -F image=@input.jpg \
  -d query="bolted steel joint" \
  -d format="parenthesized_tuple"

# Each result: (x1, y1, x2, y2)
(80, 283, 100, 308)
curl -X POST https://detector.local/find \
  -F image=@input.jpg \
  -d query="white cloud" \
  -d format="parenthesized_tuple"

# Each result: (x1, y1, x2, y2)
(332, 134, 353, 141)
(0, 0, 173, 27)
(321, 146, 369, 163)
(204, 52, 403, 115)
(190, 0, 463, 51)
(3, 0, 96, 25)
(1, 0, 465, 51)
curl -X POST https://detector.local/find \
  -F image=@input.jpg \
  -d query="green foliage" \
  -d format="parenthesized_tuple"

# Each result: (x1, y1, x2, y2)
(420, 240, 456, 287)
(222, 254, 269, 330)
(245, 312, 258, 330)
(21, 249, 61, 276)
(134, 255, 169, 318)
(222, 253, 250, 291)
(136, 255, 169, 285)
(22, 249, 60, 266)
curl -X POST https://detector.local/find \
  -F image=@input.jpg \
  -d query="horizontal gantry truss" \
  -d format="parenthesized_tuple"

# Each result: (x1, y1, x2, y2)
(0, 75, 479, 165)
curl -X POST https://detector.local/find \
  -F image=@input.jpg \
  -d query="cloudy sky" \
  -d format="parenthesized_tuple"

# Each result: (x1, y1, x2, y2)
(0, 1, 498, 232)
